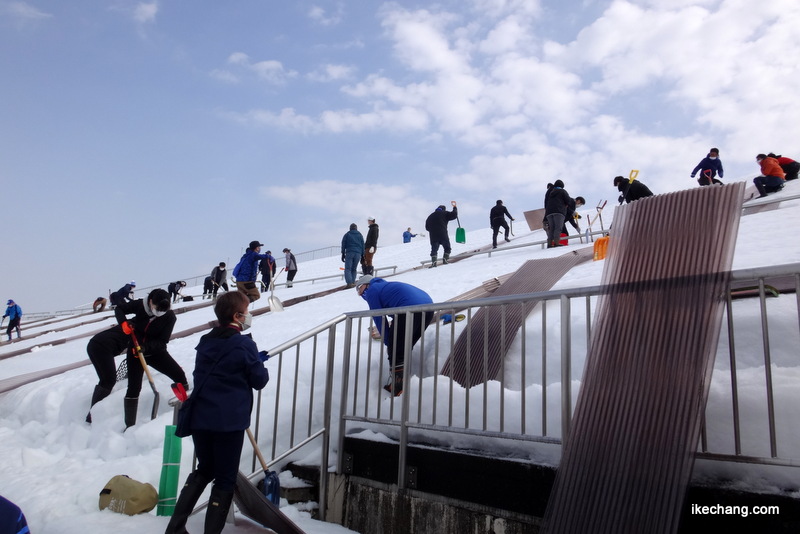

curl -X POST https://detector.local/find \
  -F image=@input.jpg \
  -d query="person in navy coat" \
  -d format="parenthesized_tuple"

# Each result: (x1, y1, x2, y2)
(166, 291, 269, 534)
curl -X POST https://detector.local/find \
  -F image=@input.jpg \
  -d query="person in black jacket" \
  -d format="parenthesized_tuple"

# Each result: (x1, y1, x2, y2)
(544, 180, 573, 248)
(424, 201, 458, 267)
(614, 175, 653, 204)
(489, 200, 515, 248)
(165, 291, 269, 534)
(85, 323, 130, 423)
(362, 217, 379, 275)
(109, 281, 136, 307)
(167, 281, 186, 303)
(115, 288, 188, 429)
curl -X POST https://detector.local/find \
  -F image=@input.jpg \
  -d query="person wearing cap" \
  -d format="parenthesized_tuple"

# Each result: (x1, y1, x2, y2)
(232, 241, 271, 302)
(341, 223, 365, 288)
(283, 248, 298, 288)
(691, 147, 724, 186)
(105, 288, 188, 428)
(2, 299, 22, 341)
(210, 262, 229, 298)
(109, 281, 136, 307)
(361, 217, 380, 276)
(489, 200, 515, 249)
(354, 275, 434, 395)
(614, 175, 653, 205)
(424, 201, 458, 267)
(754, 153, 786, 198)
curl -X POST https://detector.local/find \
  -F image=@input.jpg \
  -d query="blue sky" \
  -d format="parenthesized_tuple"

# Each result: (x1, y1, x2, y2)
(3, 0, 800, 312)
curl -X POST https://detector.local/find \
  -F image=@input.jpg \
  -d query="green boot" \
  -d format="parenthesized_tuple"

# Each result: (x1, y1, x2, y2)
(429, 255, 437, 268)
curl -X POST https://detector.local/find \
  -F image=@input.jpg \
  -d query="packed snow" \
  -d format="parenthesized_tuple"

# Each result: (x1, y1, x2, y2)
(1, 182, 800, 533)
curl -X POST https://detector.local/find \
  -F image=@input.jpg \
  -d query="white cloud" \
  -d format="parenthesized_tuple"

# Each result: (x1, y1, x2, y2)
(5, 1, 51, 20)
(307, 64, 356, 82)
(227, 52, 298, 85)
(133, 1, 158, 24)
(209, 69, 239, 84)
(308, 4, 343, 26)
(261, 180, 434, 245)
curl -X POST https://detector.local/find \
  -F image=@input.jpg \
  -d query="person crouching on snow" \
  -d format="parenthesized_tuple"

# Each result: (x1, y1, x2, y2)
(355, 275, 434, 396)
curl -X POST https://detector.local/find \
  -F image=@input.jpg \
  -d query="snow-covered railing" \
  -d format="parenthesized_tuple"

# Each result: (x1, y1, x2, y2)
(248, 262, 800, 519)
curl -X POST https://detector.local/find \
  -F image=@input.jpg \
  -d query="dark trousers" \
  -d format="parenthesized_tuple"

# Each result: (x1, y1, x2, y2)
(88, 328, 130, 390)
(491, 220, 510, 246)
(385, 311, 435, 368)
(286, 269, 297, 282)
(5, 318, 20, 340)
(125, 347, 187, 397)
(192, 429, 245, 492)
(429, 236, 452, 256)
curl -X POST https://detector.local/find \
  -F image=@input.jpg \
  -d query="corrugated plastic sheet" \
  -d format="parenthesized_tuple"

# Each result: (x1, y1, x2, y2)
(440, 247, 594, 388)
(542, 183, 745, 534)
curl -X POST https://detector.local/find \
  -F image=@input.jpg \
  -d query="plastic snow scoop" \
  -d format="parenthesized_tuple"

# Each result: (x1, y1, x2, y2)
(234, 470, 304, 534)
(453, 200, 466, 244)
(121, 321, 160, 420)
(268, 268, 284, 312)
(246, 428, 281, 505)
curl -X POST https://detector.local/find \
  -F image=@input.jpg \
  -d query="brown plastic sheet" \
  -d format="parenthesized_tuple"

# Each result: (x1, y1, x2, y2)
(543, 183, 745, 534)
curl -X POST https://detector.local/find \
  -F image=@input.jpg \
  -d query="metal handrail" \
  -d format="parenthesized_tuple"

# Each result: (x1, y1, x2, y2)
(246, 262, 800, 521)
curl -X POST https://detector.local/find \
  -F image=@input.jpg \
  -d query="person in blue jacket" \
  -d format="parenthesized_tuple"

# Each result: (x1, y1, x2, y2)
(690, 147, 724, 186)
(232, 240, 271, 302)
(402, 227, 418, 243)
(0, 495, 29, 534)
(166, 291, 270, 534)
(2, 300, 22, 341)
(341, 223, 365, 288)
(355, 275, 434, 395)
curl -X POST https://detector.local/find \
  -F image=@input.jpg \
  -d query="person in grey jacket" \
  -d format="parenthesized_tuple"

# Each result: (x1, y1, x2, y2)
(341, 223, 365, 288)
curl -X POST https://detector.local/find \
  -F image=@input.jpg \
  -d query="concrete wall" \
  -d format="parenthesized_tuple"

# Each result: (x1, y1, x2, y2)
(326, 473, 540, 534)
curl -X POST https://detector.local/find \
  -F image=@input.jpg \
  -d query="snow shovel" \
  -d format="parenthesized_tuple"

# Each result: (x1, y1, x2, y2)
(453, 200, 466, 244)
(268, 268, 284, 312)
(122, 321, 160, 420)
(246, 428, 281, 505)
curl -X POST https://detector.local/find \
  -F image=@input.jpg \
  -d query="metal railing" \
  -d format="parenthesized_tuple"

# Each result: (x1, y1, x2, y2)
(248, 262, 800, 519)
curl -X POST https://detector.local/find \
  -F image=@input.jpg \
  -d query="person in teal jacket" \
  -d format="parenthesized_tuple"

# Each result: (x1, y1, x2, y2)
(355, 275, 434, 395)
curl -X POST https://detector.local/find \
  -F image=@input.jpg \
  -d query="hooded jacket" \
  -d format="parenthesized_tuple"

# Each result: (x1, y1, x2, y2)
(341, 229, 365, 255)
(359, 277, 433, 340)
(425, 206, 458, 240)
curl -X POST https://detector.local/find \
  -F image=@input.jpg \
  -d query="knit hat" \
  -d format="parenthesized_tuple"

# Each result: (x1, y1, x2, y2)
(554, 179, 564, 188)
(350, 223, 358, 230)
(367, 216, 375, 222)
(130, 281, 136, 287)
(355, 275, 373, 289)
(437, 205, 446, 211)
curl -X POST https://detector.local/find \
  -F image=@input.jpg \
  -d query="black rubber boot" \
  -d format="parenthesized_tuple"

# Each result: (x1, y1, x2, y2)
(165, 471, 212, 534)
(123, 397, 138, 429)
(442, 253, 450, 264)
(383, 366, 404, 396)
(85, 386, 112, 423)
(429, 255, 437, 268)
(204, 485, 234, 534)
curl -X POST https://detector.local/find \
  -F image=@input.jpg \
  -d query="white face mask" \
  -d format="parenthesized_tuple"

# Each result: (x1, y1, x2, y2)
(241, 312, 253, 330)
(709, 156, 717, 160)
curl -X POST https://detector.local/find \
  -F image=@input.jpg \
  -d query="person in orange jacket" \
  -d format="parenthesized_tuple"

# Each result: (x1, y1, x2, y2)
(754, 154, 786, 198)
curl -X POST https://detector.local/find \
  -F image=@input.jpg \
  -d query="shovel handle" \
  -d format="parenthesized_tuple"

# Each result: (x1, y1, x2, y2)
(246, 428, 270, 472)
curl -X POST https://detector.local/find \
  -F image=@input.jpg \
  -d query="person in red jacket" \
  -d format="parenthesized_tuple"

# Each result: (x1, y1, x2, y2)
(754, 154, 786, 198)
(767, 153, 799, 181)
